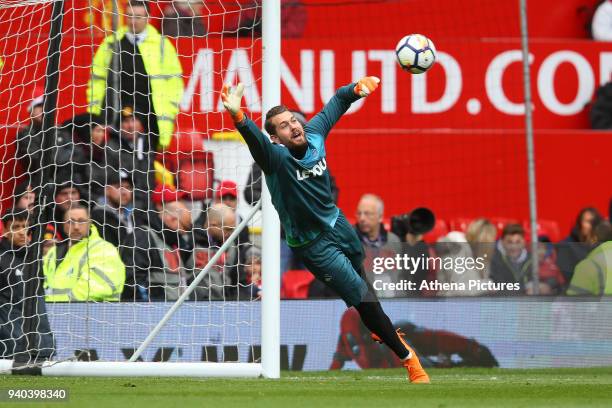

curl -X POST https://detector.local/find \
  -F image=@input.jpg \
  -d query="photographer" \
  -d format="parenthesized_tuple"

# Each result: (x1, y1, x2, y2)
(390, 208, 434, 295)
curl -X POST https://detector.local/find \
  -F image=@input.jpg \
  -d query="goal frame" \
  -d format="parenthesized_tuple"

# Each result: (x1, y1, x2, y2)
(2, 0, 281, 378)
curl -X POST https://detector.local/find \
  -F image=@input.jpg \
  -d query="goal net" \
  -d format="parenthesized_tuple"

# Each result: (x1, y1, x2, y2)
(0, 0, 279, 376)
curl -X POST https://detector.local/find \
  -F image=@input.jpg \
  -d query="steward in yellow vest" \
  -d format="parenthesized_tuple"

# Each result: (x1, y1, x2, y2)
(567, 222, 612, 296)
(44, 205, 125, 302)
(567, 241, 612, 296)
(87, 1, 183, 149)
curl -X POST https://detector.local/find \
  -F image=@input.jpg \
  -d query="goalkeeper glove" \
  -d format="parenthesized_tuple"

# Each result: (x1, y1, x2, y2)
(354, 76, 380, 97)
(221, 83, 245, 123)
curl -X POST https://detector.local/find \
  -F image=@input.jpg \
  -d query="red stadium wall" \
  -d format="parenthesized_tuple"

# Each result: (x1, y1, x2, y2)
(326, 129, 611, 238)
(0, 0, 610, 237)
(299, 0, 601, 40)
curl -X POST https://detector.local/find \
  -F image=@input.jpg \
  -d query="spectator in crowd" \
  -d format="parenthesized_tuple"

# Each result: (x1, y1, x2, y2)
(107, 108, 156, 212)
(176, 200, 194, 235)
(162, 0, 206, 37)
(1, 209, 28, 356)
(0, 209, 54, 360)
(16, 93, 44, 188)
(152, 183, 185, 209)
(243, 245, 262, 299)
(121, 198, 192, 301)
(196, 180, 250, 246)
(556, 207, 603, 282)
(355, 194, 400, 249)
(53, 184, 82, 214)
(77, 108, 161, 216)
(12, 182, 36, 215)
(490, 223, 536, 294)
(87, 0, 183, 151)
(536, 236, 566, 295)
(17, 95, 87, 189)
(70, 116, 117, 200)
(591, 0, 612, 41)
(186, 203, 251, 301)
(43, 205, 125, 302)
(567, 221, 612, 295)
(90, 169, 137, 248)
(151, 183, 192, 231)
(353, 194, 401, 298)
(89, 117, 106, 145)
(590, 80, 612, 129)
(215, 180, 239, 210)
(436, 231, 493, 296)
(43, 183, 84, 255)
(465, 218, 497, 272)
(390, 210, 431, 295)
(150, 183, 193, 235)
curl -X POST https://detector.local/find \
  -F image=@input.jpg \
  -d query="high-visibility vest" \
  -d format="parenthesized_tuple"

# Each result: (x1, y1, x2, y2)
(87, 24, 184, 148)
(154, 160, 175, 188)
(567, 242, 612, 296)
(43, 225, 126, 302)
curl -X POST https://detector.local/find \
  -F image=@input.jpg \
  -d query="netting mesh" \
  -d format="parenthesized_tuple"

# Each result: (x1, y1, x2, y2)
(0, 0, 263, 366)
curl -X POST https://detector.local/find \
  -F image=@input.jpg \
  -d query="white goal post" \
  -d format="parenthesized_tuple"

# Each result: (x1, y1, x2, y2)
(0, 0, 281, 378)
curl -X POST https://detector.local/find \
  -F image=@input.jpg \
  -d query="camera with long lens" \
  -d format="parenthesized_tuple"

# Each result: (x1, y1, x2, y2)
(390, 207, 436, 240)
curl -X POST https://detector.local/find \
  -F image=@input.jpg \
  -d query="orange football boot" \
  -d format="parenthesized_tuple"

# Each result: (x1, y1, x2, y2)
(371, 329, 430, 384)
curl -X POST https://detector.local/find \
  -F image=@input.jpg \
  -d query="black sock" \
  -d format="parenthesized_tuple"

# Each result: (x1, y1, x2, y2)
(354, 299, 411, 360)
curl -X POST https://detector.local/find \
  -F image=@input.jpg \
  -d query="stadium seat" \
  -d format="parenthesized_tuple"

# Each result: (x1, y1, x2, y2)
(164, 129, 206, 167)
(489, 217, 519, 238)
(164, 131, 215, 201)
(449, 217, 474, 232)
(489, 217, 518, 229)
(523, 219, 562, 242)
(281, 269, 314, 299)
(174, 158, 215, 201)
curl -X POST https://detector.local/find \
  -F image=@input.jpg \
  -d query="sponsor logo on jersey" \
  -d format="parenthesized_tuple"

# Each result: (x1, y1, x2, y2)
(296, 158, 327, 181)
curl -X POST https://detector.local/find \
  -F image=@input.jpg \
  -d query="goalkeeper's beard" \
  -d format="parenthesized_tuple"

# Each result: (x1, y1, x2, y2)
(289, 133, 307, 149)
(275, 130, 307, 155)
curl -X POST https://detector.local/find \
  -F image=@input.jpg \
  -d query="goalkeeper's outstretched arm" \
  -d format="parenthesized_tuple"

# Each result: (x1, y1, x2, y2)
(220, 77, 379, 171)
(306, 76, 380, 140)
(221, 84, 282, 174)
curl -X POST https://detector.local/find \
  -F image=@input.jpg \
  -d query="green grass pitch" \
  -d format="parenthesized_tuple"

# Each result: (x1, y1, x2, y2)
(1, 367, 611, 407)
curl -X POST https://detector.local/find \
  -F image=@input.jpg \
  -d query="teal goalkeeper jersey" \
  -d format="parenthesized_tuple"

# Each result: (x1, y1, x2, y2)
(236, 83, 360, 247)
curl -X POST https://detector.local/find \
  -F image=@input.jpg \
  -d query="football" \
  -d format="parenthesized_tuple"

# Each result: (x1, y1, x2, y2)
(395, 34, 437, 74)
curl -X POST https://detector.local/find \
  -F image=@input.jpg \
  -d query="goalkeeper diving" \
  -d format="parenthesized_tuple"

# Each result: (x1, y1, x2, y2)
(221, 78, 430, 383)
